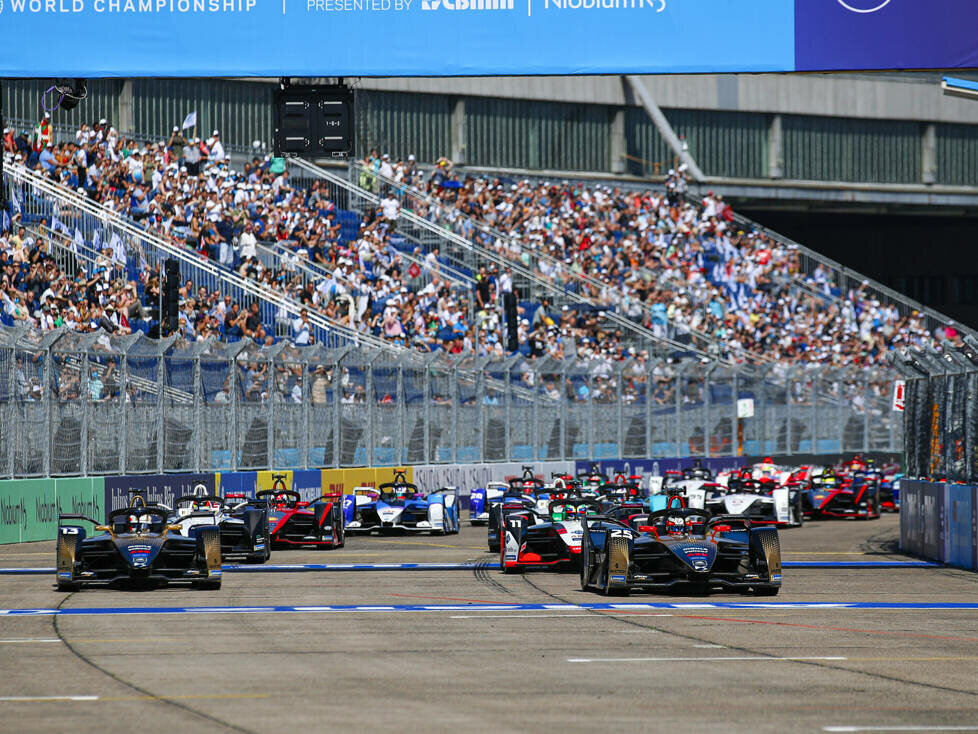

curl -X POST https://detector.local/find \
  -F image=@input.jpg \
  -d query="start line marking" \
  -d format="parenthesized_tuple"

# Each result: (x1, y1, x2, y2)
(569, 655, 848, 663)
(0, 695, 98, 702)
(824, 728, 978, 733)
(0, 560, 943, 576)
(2, 601, 978, 618)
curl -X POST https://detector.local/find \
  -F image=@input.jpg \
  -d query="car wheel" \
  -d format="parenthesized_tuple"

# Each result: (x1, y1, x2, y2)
(793, 498, 804, 528)
(753, 585, 780, 596)
(579, 540, 592, 591)
(600, 535, 629, 596)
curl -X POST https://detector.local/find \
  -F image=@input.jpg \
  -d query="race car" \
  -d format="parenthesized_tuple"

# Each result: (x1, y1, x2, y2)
(56, 494, 223, 591)
(804, 466, 881, 520)
(699, 471, 803, 528)
(878, 463, 903, 511)
(750, 457, 789, 485)
(576, 464, 609, 494)
(343, 472, 460, 535)
(258, 489, 346, 548)
(649, 462, 715, 511)
(499, 498, 603, 573)
(469, 481, 510, 525)
(486, 475, 561, 552)
(168, 486, 270, 563)
(579, 504, 782, 596)
(597, 474, 646, 502)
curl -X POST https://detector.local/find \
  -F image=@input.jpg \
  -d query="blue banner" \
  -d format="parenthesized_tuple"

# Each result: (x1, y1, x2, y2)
(0, 0, 973, 77)
(105, 473, 216, 513)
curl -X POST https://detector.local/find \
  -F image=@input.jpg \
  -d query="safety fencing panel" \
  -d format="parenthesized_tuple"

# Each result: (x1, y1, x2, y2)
(0, 325, 903, 479)
(895, 343, 978, 485)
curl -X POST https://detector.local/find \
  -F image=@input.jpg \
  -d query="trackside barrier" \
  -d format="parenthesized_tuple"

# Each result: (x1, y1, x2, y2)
(0, 467, 418, 544)
(900, 479, 978, 570)
(0, 477, 105, 544)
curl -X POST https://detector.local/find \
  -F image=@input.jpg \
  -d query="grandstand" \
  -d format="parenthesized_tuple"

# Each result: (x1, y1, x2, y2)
(3, 117, 956, 365)
(0, 111, 917, 475)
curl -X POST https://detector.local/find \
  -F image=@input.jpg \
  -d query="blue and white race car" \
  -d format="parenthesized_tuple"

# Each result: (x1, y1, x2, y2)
(343, 471, 460, 535)
(469, 481, 511, 525)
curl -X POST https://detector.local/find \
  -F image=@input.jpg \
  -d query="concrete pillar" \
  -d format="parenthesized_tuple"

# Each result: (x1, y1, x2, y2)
(451, 97, 466, 165)
(610, 107, 626, 174)
(118, 79, 134, 134)
(922, 122, 937, 185)
(768, 114, 783, 179)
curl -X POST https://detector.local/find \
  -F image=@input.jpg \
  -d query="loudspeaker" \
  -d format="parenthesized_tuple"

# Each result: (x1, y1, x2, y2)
(503, 292, 518, 352)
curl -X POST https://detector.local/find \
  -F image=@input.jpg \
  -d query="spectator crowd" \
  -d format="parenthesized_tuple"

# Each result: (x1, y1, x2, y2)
(1, 115, 954, 381)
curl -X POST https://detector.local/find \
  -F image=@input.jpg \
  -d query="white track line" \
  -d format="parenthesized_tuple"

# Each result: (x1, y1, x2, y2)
(451, 613, 596, 619)
(0, 695, 98, 702)
(568, 655, 848, 663)
(824, 728, 978, 733)
(0, 639, 62, 644)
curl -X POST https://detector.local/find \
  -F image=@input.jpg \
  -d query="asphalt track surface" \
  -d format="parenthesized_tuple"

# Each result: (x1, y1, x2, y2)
(2, 514, 977, 734)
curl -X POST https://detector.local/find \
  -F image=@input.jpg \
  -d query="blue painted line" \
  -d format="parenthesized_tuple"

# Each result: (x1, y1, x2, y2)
(2, 601, 978, 618)
(0, 560, 943, 576)
(781, 561, 944, 568)
(223, 562, 482, 572)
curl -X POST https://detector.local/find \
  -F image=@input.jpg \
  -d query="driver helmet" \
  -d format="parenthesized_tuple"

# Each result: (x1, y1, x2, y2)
(665, 514, 685, 535)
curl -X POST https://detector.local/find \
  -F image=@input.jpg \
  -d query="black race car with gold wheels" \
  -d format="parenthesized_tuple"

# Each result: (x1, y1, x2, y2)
(579, 506, 782, 596)
(56, 495, 223, 591)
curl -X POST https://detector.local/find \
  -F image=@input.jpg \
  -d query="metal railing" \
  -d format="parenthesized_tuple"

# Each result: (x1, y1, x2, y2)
(348, 159, 756, 364)
(0, 321, 902, 478)
(293, 159, 712, 363)
(3, 160, 398, 354)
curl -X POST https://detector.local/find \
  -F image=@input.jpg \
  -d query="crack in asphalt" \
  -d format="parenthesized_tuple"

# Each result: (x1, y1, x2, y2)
(52, 591, 260, 734)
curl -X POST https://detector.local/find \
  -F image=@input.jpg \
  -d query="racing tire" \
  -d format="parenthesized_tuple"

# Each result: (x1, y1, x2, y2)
(580, 532, 593, 591)
(750, 528, 782, 587)
(471, 520, 487, 527)
(600, 534, 630, 597)
(193, 579, 222, 591)
(56, 531, 80, 591)
(197, 527, 223, 584)
(500, 540, 523, 574)
(752, 585, 780, 596)
(788, 495, 804, 528)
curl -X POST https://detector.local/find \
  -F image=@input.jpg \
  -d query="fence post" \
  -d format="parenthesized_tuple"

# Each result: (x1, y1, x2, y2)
(703, 366, 713, 458)
(332, 366, 341, 468)
(732, 370, 740, 457)
(422, 362, 431, 464)
(119, 352, 128, 475)
(559, 362, 568, 461)
(192, 354, 202, 473)
(862, 371, 871, 454)
(615, 369, 625, 459)
(154, 352, 164, 474)
(811, 370, 820, 457)
(43, 347, 52, 478)
(80, 349, 90, 477)
(366, 360, 374, 466)
(675, 365, 684, 459)
(230, 357, 239, 472)
(302, 359, 310, 470)
(397, 362, 406, 465)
